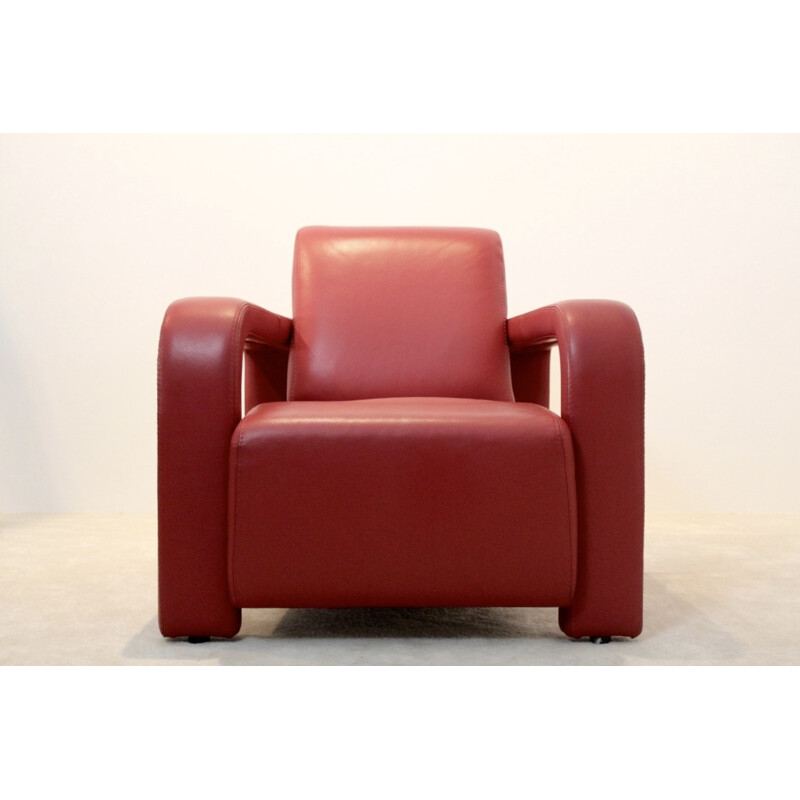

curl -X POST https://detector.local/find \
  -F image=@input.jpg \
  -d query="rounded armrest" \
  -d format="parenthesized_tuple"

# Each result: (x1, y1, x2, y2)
(508, 300, 645, 638)
(157, 297, 292, 638)
(507, 300, 643, 428)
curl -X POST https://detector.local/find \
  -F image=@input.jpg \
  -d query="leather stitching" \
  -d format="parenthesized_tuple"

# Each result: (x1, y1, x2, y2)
(554, 414, 576, 601)
(551, 304, 576, 602)
(229, 421, 247, 606)
(228, 302, 249, 606)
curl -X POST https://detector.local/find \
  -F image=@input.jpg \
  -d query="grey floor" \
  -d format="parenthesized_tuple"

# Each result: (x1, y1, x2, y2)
(1, 512, 798, 665)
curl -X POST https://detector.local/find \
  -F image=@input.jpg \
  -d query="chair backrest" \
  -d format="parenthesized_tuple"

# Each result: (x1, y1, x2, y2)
(287, 226, 514, 401)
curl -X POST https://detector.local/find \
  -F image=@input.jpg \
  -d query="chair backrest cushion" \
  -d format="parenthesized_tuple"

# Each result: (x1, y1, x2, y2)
(288, 227, 514, 401)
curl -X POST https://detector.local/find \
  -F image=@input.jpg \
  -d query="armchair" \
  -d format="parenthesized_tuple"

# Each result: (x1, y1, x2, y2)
(158, 227, 644, 642)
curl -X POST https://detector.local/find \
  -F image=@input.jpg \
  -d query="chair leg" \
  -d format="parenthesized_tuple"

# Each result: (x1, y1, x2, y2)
(589, 636, 611, 644)
(188, 636, 211, 644)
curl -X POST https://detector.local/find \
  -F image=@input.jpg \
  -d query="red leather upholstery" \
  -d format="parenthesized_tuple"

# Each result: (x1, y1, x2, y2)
(157, 298, 291, 638)
(289, 227, 513, 401)
(508, 301, 645, 638)
(229, 397, 576, 608)
(157, 229, 645, 641)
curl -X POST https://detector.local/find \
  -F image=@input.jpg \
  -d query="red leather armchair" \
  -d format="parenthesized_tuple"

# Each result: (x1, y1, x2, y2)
(158, 227, 644, 642)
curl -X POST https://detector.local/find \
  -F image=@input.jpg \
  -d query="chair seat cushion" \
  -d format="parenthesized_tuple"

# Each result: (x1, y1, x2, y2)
(228, 397, 577, 608)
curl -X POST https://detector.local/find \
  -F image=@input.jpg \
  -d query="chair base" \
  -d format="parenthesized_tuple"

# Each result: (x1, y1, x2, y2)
(187, 636, 211, 644)
(589, 636, 612, 644)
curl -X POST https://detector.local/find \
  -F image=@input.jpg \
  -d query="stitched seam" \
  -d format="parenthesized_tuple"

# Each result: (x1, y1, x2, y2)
(228, 303, 250, 605)
(508, 336, 558, 352)
(539, 304, 574, 601)
(551, 305, 575, 599)
(554, 414, 576, 601)
(229, 422, 247, 606)
(246, 334, 290, 350)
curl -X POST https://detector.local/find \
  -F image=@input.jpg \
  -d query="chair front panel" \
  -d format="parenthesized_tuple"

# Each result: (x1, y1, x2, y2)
(228, 397, 577, 608)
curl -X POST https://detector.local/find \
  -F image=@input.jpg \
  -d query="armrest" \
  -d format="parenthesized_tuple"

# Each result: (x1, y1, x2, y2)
(508, 300, 645, 638)
(157, 297, 292, 638)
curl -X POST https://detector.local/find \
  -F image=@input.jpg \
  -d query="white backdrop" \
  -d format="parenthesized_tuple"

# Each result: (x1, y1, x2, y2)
(2, 134, 799, 513)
